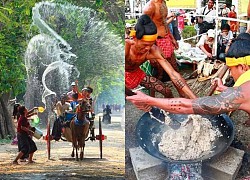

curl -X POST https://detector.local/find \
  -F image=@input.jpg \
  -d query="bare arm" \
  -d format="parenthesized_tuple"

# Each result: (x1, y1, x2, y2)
(199, 45, 212, 58)
(127, 83, 250, 114)
(27, 107, 38, 118)
(21, 126, 34, 135)
(150, 46, 196, 99)
(75, 80, 80, 93)
(166, 13, 175, 25)
(125, 39, 134, 60)
(168, 28, 179, 49)
(143, 1, 155, 18)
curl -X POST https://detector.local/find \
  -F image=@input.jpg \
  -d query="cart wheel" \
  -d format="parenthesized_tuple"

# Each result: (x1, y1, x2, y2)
(46, 118, 51, 160)
(99, 116, 103, 159)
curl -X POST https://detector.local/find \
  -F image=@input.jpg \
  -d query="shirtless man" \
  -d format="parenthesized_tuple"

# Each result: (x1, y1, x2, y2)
(127, 33, 250, 115)
(125, 14, 196, 99)
(143, 0, 179, 80)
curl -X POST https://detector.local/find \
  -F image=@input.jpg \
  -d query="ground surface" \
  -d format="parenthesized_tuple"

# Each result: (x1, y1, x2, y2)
(0, 111, 125, 180)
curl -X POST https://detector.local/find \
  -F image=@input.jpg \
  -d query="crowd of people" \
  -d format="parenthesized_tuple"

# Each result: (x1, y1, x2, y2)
(125, 0, 250, 178)
(126, 0, 250, 62)
(51, 81, 94, 142)
(125, 0, 250, 129)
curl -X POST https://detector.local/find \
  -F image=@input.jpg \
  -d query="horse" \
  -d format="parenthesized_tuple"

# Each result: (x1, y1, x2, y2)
(70, 98, 91, 161)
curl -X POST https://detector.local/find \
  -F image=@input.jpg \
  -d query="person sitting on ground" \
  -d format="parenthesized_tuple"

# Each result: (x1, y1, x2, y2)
(217, 24, 234, 61)
(196, 29, 216, 59)
(125, 14, 196, 99)
(127, 33, 250, 119)
(13, 106, 37, 165)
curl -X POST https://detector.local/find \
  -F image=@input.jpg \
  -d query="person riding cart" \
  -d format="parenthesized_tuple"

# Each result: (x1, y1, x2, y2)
(81, 87, 95, 140)
(51, 94, 72, 141)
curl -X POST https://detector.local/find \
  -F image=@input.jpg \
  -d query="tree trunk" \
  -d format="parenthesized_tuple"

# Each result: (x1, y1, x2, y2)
(0, 93, 15, 139)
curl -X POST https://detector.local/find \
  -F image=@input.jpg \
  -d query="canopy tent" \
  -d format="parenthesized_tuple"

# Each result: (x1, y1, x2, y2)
(166, 0, 197, 9)
(238, 0, 248, 16)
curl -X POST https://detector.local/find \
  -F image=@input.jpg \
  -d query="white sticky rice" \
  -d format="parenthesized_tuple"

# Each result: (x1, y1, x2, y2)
(158, 114, 222, 160)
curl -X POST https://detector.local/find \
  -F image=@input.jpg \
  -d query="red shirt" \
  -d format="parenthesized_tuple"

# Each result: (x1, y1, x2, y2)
(228, 11, 237, 32)
(17, 115, 30, 135)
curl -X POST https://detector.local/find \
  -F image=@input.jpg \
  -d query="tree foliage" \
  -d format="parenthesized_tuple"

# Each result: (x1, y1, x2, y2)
(55, 0, 125, 38)
(0, 0, 40, 138)
(0, 0, 41, 97)
(29, 1, 124, 101)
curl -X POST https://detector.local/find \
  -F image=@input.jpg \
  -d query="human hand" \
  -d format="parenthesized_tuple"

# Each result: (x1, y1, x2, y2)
(206, 53, 212, 58)
(211, 78, 227, 92)
(126, 91, 152, 111)
(169, 12, 175, 18)
(172, 40, 179, 49)
(28, 129, 34, 136)
(126, 39, 135, 45)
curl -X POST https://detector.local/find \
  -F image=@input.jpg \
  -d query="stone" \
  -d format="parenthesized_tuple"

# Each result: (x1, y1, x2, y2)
(202, 147, 245, 180)
(130, 146, 244, 180)
(129, 147, 167, 180)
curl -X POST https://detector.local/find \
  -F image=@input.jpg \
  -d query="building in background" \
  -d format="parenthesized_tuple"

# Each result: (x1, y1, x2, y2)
(125, 0, 147, 19)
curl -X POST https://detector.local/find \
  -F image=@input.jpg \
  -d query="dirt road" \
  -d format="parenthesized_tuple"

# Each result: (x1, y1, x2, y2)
(0, 112, 125, 180)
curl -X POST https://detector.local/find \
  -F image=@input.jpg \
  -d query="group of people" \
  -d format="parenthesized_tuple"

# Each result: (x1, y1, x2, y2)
(125, 0, 250, 178)
(195, 0, 250, 61)
(126, 0, 250, 139)
(125, 0, 250, 124)
(127, 31, 250, 116)
(12, 81, 94, 165)
(52, 81, 94, 142)
(125, 0, 197, 100)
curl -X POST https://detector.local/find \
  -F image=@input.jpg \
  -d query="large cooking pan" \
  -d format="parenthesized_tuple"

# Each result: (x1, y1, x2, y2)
(136, 107, 235, 164)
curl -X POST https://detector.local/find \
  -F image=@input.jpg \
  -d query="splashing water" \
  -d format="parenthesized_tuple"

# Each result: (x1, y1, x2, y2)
(24, 33, 77, 110)
(24, 1, 123, 115)
(41, 60, 79, 106)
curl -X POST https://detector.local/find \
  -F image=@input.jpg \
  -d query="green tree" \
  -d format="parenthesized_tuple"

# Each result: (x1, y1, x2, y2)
(27, 1, 124, 107)
(0, 0, 39, 138)
(56, 0, 125, 38)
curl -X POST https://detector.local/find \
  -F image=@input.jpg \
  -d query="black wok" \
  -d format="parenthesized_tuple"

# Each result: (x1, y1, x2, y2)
(136, 108, 235, 164)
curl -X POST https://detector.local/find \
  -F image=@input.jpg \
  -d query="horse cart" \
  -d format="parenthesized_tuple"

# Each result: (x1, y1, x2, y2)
(45, 110, 106, 160)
